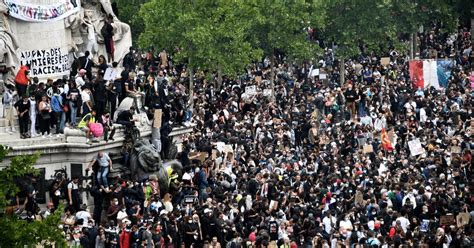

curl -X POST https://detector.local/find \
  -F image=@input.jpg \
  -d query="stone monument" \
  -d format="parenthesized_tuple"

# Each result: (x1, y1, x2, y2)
(1, 0, 132, 82)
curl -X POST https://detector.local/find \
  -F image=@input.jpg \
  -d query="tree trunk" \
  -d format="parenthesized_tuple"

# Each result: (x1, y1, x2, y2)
(409, 32, 414, 60)
(188, 63, 194, 110)
(339, 58, 345, 85)
(270, 53, 275, 101)
(217, 64, 223, 89)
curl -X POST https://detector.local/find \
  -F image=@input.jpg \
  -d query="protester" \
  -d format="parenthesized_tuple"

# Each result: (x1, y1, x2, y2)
(38, 95, 52, 138)
(14, 94, 30, 139)
(12, 22, 473, 248)
(2, 84, 16, 134)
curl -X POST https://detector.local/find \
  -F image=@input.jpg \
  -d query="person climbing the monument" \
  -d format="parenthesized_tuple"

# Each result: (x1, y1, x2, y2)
(86, 151, 112, 192)
(78, 51, 94, 81)
(78, 109, 97, 145)
(102, 14, 115, 63)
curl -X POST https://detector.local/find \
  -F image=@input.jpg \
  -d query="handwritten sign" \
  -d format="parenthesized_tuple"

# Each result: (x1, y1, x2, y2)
(245, 85, 257, 96)
(363, 144, 374, 154)
(20, 47, 69, 77)
(381, 57, 390, 66)
(440, 215, 455, 226)
(408, 138, 425, 156)
(263, 89, 272, 97)
(153, 109, 162, 128)
(104, 68, 118, 81)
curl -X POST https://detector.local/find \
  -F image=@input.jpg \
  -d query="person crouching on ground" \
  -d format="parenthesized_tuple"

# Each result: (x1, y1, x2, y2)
(78, 110, 97, 145)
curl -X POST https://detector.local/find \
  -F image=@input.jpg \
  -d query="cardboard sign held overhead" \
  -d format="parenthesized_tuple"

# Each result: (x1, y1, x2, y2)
(245, 85, 257, 95)
(153, 109, 162, 128)
(263, 89, 272, 97)
(408, 138, 425, 156)
(363, 144, 374, 154)
(104, 68, 118, 81)
(381, 57, 390, 66)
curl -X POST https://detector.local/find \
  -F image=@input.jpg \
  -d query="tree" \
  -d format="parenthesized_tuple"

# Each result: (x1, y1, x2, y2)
(139, 0, 262, 107)
(318, 0, 461, 84)
(248, 0, 322, 99)
(113, 0, 149, 42)
(0, 145, 66, 247)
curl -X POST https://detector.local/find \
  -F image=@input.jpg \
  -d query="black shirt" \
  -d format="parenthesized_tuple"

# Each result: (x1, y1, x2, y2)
(344, 89, 357, 103)
(117, 111, 133, 122)
(14, 100, 30, 116)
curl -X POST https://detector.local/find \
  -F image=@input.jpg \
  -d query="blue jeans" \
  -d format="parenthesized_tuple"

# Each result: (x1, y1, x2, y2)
(97, 166, 109, 187)
(55, 111, 66, 133)
(69, 101, 78, 126)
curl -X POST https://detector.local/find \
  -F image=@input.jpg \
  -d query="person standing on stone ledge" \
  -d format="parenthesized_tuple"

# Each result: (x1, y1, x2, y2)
(101, 14, 115, 63)
(14, 63, 30, 97)
(2, 84, 15, 134)
(78, 51, 94, 82)
(14, 94, 30, 139)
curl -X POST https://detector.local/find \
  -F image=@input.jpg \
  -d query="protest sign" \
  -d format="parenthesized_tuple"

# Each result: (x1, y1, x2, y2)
(153, 109, 162, 128)
(104, 68, 118, 81)
(408, 138, 425, 156)
(310, 68, 319, 77)
(363, 144, 374, 154)
(381, 57, 390, 66)
(440, 215, 456, 226)
(245, 85, 257, 95)
(263, 89, 272, 97)
(216, 142, 225, 152)
(20, 47, 69, 77)
(319, 73, 327, 80)
(450, 146, 461, 154)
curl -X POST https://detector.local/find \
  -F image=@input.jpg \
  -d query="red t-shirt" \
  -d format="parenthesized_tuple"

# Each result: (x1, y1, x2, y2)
(15, 65, 29, 85)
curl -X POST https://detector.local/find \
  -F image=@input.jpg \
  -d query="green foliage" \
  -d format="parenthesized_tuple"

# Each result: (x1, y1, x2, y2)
(0, 145, 66, 247)
(247, 0, 323, 61)
(113, 0, 149, 42)
(139, 0, 262, 77)
(318, 0, 461, 59)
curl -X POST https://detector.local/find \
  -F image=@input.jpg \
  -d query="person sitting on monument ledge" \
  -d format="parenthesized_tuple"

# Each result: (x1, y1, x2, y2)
(100, 112, 115, 142)
(116, 106, 138, 129)
(78, 109, 97, 145)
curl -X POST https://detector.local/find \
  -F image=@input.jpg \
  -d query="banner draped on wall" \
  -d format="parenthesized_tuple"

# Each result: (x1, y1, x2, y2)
(20, 47, 70, 77)
(4, 0, 81, 22)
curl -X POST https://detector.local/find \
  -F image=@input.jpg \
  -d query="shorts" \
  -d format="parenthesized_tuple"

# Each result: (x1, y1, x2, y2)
(81, 127, 90, 132)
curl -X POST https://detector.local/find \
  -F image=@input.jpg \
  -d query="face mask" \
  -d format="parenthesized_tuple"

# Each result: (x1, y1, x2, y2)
(188, 220, 193, 223)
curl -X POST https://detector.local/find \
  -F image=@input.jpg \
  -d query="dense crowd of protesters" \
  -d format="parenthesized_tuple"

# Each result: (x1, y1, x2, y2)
(5, 22, 473, 247)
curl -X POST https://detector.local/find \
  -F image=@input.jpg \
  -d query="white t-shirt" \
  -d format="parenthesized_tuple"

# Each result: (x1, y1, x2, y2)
(322, 216, 336, 234)
(81, 91, 91, 103)
(68, 181, 79, 190)
(75, 210, 91, 225)
(396, 216, 410, 233)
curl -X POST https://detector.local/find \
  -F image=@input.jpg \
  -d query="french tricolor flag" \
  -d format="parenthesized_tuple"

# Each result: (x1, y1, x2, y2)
(409, 60, 453, 90)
